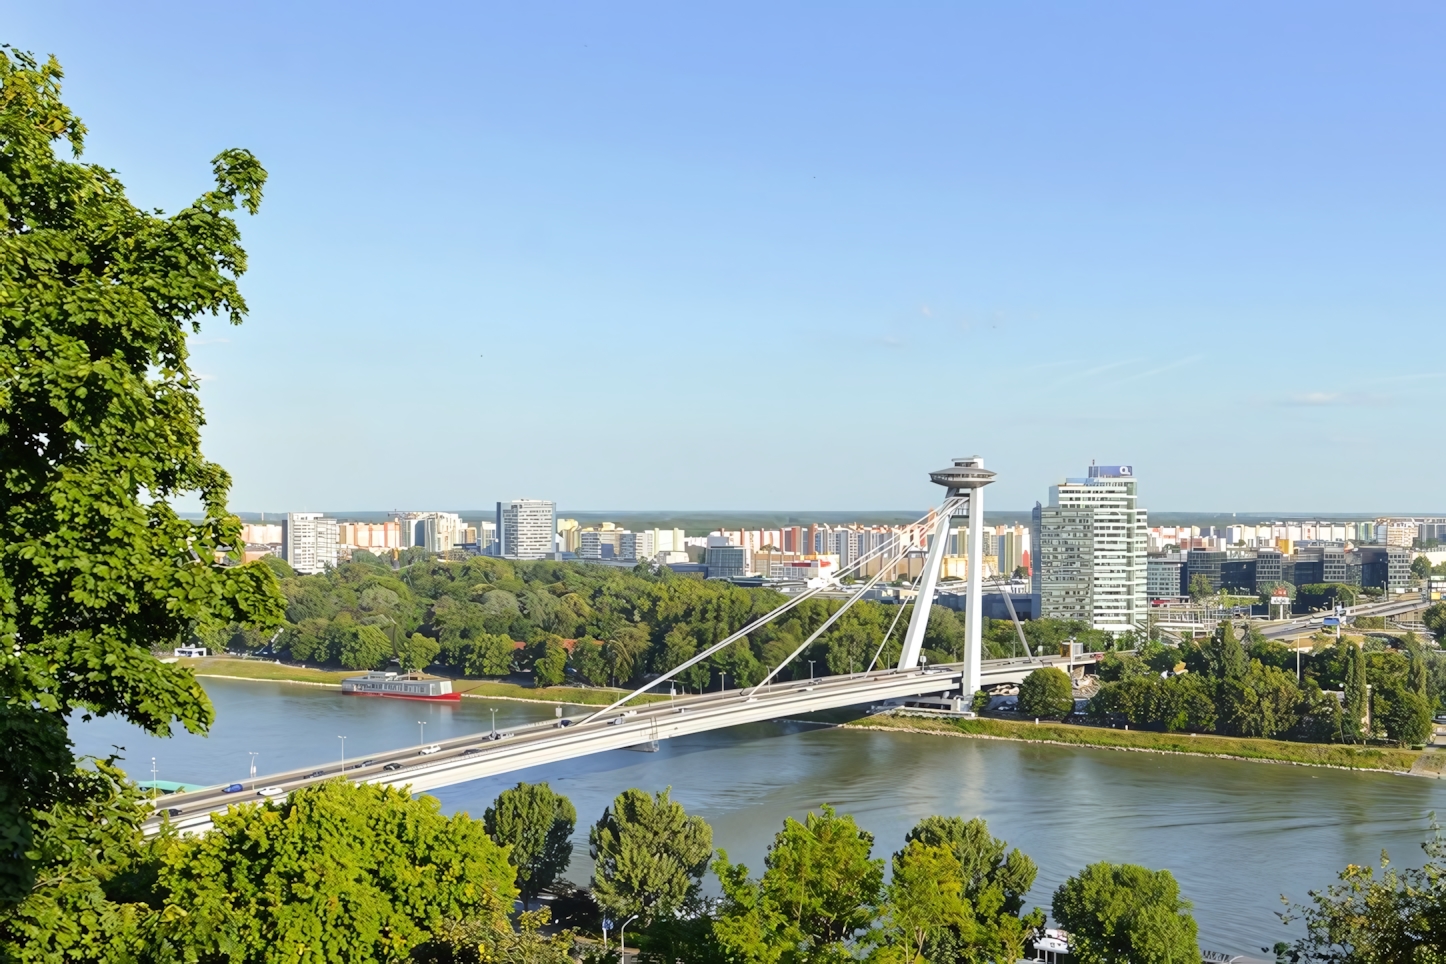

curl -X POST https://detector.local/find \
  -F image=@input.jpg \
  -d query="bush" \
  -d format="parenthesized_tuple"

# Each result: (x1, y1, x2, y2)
(1017, 668, 1074, 718)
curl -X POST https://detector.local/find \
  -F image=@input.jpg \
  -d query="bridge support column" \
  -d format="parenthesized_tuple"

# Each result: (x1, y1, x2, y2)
(962, 484, 984, 698)
(897, 457, 996, 678)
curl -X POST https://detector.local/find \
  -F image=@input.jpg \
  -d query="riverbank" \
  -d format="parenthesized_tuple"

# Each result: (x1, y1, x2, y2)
(178, 657, 667, 707)
(850, 713, 1425, 773)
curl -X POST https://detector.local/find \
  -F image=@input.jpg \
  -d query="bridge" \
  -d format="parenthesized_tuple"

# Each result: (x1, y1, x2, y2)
(145, 652, 1090, 836)
(145, 456, 1015, 835)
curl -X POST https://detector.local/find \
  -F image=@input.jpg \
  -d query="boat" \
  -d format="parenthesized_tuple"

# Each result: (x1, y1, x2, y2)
(341, 671, 460, 701)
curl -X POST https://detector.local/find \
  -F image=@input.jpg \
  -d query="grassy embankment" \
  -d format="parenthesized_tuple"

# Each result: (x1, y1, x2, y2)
(852, 713, 1425, 772)
(177, 657, 668, 707)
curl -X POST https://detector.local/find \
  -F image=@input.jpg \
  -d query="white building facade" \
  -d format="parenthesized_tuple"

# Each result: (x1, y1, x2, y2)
(499, 499, 556, 560)
(283, 512, 339, 575)
(1037, 465, 1148, 633)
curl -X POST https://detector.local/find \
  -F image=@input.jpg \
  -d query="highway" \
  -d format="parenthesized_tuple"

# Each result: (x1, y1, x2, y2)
(1256, 594, 1432, 641)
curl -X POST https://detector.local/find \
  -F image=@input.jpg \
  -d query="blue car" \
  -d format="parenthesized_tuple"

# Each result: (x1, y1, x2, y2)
(222, 783, 244, 793)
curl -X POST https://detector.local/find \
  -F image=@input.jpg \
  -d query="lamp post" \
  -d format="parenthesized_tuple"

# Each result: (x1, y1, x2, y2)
(719, 672, 727, 692)
(809, 660, 816, 681)
(418, 720, 426, 745)
(619, 914, 639, 958)
(489, 707, 498, 738)
(150, 757, 158, 801)
(338, 735, 346, 767)
(249, 752, 258, 780)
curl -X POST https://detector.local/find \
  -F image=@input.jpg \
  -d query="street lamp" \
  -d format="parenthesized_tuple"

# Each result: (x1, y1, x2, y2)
(719, 672, 727, 692)
(338, 736, 346, 767)
(809, 660, 816, 681)
(489, 707, 498, 738)
(417, 721, 426, 745)
(150, 757, 158, 802)
(619, 914, 640, 958)
(249, 752, 258, 780)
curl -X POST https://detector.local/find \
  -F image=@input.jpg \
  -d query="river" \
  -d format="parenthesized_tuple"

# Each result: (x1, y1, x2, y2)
(69, 677, 1446, 956)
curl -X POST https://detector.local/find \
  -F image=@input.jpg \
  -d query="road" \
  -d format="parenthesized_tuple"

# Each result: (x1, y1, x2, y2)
(1257, 594, 1432, 641)
(143, 664, 969, 836)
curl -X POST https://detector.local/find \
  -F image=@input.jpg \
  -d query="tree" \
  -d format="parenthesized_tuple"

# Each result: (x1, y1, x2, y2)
(1017, 667, 1074, 718)
(412, 909, 576, 964)
(590, 788, 713, 925)
(150, 781, 517, 962)
(464, 633, 516, 678)
(1207, 620, 1248, 680)
(337, 622, 393, 670)
(1188, 574, 1214, 602)
(1375, 681, 1432, 747)
(399, 632, 441, 672)
(571, 636, 610, 686)
(1052, 862, 1199, 964)
(531, 638, 569, 687)
(1284, 824, 1446, 963)
(1344, 643, 1368, 743)
(0, 49, 285, 905)
(713, 805, 883, 964)
(877, 841, 973, 962)
(1412, 555, 1433, 581)
(901, 816, 1044, 963)
(1425, 603, 1446, 640)
(484, 782, 577, 909)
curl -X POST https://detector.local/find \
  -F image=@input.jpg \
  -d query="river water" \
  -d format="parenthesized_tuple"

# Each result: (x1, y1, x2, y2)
(69, 678, 1446, 956)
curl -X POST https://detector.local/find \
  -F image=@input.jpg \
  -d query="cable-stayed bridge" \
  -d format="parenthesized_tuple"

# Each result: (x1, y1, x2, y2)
(145, 457, 1034, 836)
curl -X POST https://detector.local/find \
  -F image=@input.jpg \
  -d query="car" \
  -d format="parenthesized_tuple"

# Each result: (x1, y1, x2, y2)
(1435, 715, 1446, 724)
(256, 786, 286, 797)
(306, 769, 326, 778)
(555, 719, 575, 728)
(487, 731, 513, 741)
(362, 759, 376, 767)
(383, 762, 404, 771)
(608, 717, 627, 725)
(418, 744, 442, 755)
(675, 706, 687, 714)
(462, 747, 483, 755)
(221, 783, 244, 793)
(344, 761, 366, 770)
(165, 807, 184, 817)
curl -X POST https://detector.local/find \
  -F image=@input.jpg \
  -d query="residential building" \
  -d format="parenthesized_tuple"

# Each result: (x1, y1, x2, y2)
(557, 518, 581, 554)
(498, 499, 556, 560)
(282, 512, 339, 575)
(705, 545, 748, 580)
(1036, 464, 1148, 633)
(1358, 547, 1411, 592)
(338, 521, 402, 552)
(240, 523, 283, 546)
(1146, 553, 1186, 601)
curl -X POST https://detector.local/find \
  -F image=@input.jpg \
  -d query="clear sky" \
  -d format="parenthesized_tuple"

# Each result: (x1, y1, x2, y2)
(11, 3, 1445, 514)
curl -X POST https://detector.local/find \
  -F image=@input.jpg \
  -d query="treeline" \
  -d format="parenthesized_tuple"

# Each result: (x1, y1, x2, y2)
(4, 769, 1206, 964)
(1082, 626, 1442, 746)
(203, 555, 1096, 689)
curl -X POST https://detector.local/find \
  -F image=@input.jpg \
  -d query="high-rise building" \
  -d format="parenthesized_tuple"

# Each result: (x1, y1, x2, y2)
(1037, 465, 1148, 633)
(498, 499, 556, 560)
(282, 512, 339, 575)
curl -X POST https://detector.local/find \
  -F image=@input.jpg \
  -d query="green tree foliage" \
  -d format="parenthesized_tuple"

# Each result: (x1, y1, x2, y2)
(1017, 668, 1075, 718)
(0, 760, 153, 961)
(900, 816, 1045, 963)
(483, 782, 576, 909)
(1410, 555, 1432, 581)
(1188, 573, 1214, 601)
(1425, 603, 1446, 640)
(152, 781, 517, 963)
(1343, 643, 1368, 743)
(571, 637, 610, 686)
(1283, 824, 1446, 963)
(876, 840, 973, 963)
(530, 638, 569, 687)
(590, 788, 713, 926)
(713, 805, 883, 964)
(411, 909, 576, 964)
(338, 622, 394, 670)
(400, 632, 441, 673)
(0, 48, 285, 904)
(1052, 862, 1199, 964)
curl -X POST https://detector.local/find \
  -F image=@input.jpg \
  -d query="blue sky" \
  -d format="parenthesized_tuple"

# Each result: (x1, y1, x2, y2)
(12, 3, 1445, 513)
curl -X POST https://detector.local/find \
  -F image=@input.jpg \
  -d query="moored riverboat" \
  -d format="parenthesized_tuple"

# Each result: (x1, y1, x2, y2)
(341, 671, 460, 701)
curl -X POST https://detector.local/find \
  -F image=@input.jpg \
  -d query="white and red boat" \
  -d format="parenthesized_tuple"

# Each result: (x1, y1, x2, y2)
(341, 671, 461, 701)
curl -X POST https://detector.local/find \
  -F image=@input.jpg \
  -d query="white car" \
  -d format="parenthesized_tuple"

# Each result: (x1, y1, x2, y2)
(256, 786, 286, 797)
(418, 744, 442, 756)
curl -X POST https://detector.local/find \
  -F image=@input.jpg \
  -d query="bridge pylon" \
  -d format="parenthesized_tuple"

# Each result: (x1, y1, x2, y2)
(896, 456, 995, 699)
